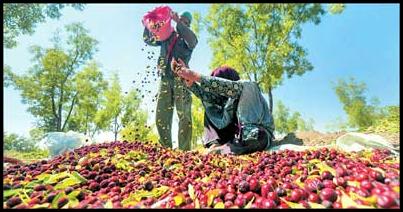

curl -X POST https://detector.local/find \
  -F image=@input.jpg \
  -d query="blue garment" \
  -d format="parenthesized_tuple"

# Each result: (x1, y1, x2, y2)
(199, 76, 275, 135)
(188, 83, 238, 146)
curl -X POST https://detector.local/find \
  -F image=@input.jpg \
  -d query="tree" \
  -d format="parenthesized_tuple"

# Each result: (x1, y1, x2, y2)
(5, 22, 99, 132)
(274, 101, 290, 134)
(333, 77, 378, 131)
(3, 3, 85, 49)
(199, 4, 344, 113)
(96, 73, 123, 141)
(119, 89, 158, 144)
(68, 62, 108, 137)
(95, 74, 156, 142)
(4, 132, 36, 152)
(274, 100, 314, 134)
(367, 105, 400, 133)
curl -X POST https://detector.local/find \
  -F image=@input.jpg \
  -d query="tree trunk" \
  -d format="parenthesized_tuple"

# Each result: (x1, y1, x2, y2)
(85, 109, 89, 136)
(57, 85, 64, 132)
(114, 116, 118, 142)
(62, 93, 78, 131)
(268, 86, 273, 114)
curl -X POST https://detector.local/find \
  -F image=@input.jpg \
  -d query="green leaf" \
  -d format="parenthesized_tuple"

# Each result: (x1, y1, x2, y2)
(173, 193, 185, 206)
(51, 192, 66, 208)
(25, 180, 41, 188)
(35, 173, 51, 181)
(3, 188, 22, 199)
(67, 190, 81, 199)
(214, 202, 225, 208)
(54, 177, 81, 190)
(45, 172, 70, 185)
(71, 171, 87, 183)
(316, 162, 336, 176)
(151, 186, 170, 198)
(99, 149, 108, 157)
(295, 176, 305, 189)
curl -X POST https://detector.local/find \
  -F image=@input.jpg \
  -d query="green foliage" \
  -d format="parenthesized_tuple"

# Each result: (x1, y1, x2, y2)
(119, 89, 158, 144)
(191, 12, 201, 37)
(200, 4, 344, 111)
(96, 73, 123, 141)
(68, 62, 108, 137)
(4, 23, 99, 133)
(4, 132, 36, 152)
(366, 105, 400, 133)
(273, 100, 314, 134)
(333, 77, 378, 131)
(4, 149, 49, 163)
(4, 130, 49, 163)
(191, 95, 204, 149)
(95, 74, 154, 142)
(328, 4, 345, 15)
(3, 3, 85, 49)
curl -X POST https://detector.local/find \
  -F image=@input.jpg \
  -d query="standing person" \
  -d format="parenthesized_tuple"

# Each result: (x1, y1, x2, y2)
(143, 10, 198, 150)
(172, 59, 275, 155)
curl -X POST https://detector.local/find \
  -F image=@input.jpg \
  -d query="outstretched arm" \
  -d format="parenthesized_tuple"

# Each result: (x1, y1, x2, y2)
(171, 58, 244, 99)
(188, 83, 226, 105)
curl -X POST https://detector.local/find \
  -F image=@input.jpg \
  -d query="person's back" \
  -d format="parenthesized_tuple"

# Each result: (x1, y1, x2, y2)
(234, 81, 274, 135)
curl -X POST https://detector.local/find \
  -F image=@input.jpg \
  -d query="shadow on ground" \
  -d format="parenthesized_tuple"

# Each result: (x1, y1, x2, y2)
(272, 132, 304, 147)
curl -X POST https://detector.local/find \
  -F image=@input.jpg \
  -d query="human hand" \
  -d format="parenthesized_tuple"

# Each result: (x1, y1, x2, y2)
(171, 58, 199, 85)
(170, 11, 180, 23)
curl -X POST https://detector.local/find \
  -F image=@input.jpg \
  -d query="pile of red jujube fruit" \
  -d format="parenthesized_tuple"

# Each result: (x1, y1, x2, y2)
(3, 141, 400, 209)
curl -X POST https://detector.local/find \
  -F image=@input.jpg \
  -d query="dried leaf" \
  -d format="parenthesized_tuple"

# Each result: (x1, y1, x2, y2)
(104, 200, 113, 208)
(244, 196, 255, 208)
(32, 203, 50, 208)
(280, 197, 305, 208)
(194, 198, 200, 209)
(340, 191, 374, 208)
(206, 189, 220, 207)
(316, 162, 336, 176)
(188, 184, 195, 200)
(308, 202, 326, 208)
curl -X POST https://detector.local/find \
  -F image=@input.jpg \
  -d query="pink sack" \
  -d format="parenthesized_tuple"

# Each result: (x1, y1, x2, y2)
(142, 6, 174, 42)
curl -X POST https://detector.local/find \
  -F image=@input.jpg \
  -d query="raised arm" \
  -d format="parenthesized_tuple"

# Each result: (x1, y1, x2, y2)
(176, 21, 198, 49)
(143, 27, 162, 46)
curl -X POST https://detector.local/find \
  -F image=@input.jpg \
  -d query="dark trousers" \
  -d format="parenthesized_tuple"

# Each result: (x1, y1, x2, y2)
(216, 126, 271, 155)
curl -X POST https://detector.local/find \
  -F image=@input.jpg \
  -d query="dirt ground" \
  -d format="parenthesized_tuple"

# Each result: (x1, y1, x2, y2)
(272, 131, 400, 149)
